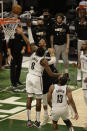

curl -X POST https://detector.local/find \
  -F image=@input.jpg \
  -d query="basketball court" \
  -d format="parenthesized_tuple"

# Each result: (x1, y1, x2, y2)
(0, 1, 87, 131)
(9, 88, 87, 126)
(0, 88, 87, 131)
(0, 57, 86, 131)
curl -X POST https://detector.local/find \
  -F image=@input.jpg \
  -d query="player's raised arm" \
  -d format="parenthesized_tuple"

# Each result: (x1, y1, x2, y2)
(16, 26, 38, 52)
(16, 26, 30, 45)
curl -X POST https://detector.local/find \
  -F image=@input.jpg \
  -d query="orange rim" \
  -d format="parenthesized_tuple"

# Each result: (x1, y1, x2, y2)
(0, 18, 20, 24)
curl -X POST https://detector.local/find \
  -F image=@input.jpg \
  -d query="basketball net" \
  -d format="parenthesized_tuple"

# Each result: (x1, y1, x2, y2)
(0, 18, 20, 42)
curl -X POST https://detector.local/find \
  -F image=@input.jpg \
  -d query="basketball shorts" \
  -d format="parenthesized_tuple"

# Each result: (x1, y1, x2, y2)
(26, 73, 43, 98)
(51, 105, 69, 121)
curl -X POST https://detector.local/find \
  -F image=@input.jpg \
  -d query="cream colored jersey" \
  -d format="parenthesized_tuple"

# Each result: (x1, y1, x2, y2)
(52, 84, 67, 110)
(80, 52, 87, 103)
(80, 52, 87, 79)
(29, 52, 44, 76)
(80, 52, 87, 73)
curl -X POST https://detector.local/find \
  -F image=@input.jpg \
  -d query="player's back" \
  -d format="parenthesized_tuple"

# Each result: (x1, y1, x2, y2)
(29, 52, 44, 76)
(52, 84, 67, 110)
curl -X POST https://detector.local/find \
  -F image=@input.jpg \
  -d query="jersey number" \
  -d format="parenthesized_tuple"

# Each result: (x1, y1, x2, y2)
(57, 95, 63, 103)
(31, 62, 35, 70)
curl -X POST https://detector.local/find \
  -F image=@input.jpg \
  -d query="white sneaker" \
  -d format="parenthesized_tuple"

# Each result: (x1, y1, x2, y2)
(41, 116, 50, 126)
(69, 127, 74, 131)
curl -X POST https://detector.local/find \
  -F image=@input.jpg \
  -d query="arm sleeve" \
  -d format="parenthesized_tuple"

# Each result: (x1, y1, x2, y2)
(48, 56, 56, 65)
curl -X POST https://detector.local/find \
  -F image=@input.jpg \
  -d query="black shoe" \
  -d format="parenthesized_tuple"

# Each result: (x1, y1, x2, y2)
(16, 81, 23, 86)
(33, 121, 40, 128)
(12, 83, 17, 88)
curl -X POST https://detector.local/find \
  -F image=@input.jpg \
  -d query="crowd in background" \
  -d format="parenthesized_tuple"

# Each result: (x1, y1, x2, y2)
(0, 0, 87, 130)
(0, 0, 87, 72)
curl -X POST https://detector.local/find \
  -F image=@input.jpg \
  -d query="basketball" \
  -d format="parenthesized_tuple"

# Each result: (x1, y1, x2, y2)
(12, 5, 22, 15)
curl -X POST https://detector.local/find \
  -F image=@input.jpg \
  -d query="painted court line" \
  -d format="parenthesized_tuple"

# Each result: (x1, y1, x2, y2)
(0, 100, 36, 122)
(8, 87, 87, 128)
(0, 107, 26, 114)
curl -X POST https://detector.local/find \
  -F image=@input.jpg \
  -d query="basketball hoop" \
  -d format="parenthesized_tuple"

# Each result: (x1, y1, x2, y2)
(0, 18, 20, 41)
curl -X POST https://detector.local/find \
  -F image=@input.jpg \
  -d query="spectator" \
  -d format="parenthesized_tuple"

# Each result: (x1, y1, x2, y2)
(51, 13, 70, 75)
(40, 9, 54, 48)
(32, 18, 47, 46)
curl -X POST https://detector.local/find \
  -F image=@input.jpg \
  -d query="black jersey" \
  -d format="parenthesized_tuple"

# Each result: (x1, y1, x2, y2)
(51, 23, 70, 45)
(8, 34, 26, 57)
(42, 51, 58, 94)
(32, 24, 47, 45)
(75, 17, 87, 40)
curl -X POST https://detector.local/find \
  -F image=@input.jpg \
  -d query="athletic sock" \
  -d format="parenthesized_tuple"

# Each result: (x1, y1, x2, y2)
(44, 109, 48, 118)
(36, 111, 40, 122)
(77, 69, 81, 75)
(65, 69, 68, 73)
(27, 109, 31, 121)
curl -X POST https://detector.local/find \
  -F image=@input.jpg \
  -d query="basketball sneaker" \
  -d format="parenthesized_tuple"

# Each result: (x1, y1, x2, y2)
(33, 121, 40, 128)
(27, 120, 33, 127)
(69, 127, 74, 131)
(12, 83, 17, 89)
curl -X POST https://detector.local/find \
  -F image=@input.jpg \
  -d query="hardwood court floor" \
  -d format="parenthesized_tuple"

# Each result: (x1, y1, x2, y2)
(7, 88, 87, 131)
(0, 119, 85, 131)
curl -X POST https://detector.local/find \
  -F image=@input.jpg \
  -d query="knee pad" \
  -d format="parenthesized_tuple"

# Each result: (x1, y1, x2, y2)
(63, 119, 72, 128)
